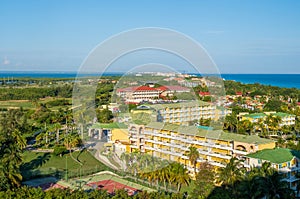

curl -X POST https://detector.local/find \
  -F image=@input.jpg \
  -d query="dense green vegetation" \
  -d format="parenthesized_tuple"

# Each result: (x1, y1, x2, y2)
(0, 187, 186, 199)
(224, 80, 300, 99)
(0, 85, 73, 100)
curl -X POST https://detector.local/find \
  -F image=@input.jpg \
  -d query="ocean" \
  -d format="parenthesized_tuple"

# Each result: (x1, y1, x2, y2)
(220, 74, 300, 89)
(0, 72, 300, 89)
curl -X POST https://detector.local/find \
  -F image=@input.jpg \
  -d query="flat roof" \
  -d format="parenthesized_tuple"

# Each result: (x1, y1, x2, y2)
(272, 112, 295, 117)
(148, 100, 211, 110)
(243, 113, 266, 119)
(246, 148, 300, 164)
(145, 122, 274, 145)
(90, 123, 128, 129)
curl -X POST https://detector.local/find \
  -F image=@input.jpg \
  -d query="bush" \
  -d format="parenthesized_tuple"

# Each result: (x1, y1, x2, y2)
(53, 145, 67, 157)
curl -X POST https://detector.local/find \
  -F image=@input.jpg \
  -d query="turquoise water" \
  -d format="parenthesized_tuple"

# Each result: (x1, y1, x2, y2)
(0, 72, 300, 89)
(221, 74, 300, 89)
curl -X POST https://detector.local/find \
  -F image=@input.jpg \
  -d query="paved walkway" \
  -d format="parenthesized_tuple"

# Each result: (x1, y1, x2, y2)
(88, 141, 119, 170)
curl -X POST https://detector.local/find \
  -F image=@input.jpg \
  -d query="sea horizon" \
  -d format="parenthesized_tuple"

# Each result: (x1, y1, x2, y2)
(1, 71, 300, 89)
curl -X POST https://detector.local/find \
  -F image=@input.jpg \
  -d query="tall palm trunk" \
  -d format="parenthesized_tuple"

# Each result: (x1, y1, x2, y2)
(56, 129, 59, 143)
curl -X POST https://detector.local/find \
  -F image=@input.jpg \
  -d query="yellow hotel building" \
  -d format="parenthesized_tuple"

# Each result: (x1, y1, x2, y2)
(150, 101, 217, 125)
(128, 122, 275, 174)
(130, 101, 231, 126)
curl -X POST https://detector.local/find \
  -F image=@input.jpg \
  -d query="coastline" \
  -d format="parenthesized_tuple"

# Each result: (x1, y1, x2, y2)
(0, 71, 300, 89)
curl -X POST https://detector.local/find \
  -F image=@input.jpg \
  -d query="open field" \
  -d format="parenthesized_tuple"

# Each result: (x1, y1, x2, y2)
(21, 150, 112, 180)
(0, 100, 35, 109)
(0, 97, 72, 110)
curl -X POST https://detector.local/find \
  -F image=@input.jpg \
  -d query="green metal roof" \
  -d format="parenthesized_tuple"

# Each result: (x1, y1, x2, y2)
(90, 122, 128, 129)
(145, 122, 274, 144)
(148, 101, 211, 110)
(246, 148, 300, 164)
(243, 113, 266, 119)
(272, 112, 295, 118)
(219, 133, 272, 144)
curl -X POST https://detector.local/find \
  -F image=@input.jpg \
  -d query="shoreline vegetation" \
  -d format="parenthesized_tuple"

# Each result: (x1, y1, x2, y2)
(0, 74, 299, 198)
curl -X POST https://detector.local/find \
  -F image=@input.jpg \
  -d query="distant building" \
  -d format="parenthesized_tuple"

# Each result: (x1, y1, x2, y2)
(116, 86, 160, 103)
(199, 92, 211, 97)
(240, 112, 296, 126)
(156, 85, 190, 97)
(149, 101, 217, 125)
(116, 85, 191, 103)
(245, 148, 300, 196)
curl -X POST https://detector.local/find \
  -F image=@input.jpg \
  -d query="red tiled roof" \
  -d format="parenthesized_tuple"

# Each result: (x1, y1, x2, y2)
(156, 86, 168, 91)
(135, 86, 157, 91)
(117, 86, 158, 92)
(116, 86, 138, 92)
(199, 92, 211, 96)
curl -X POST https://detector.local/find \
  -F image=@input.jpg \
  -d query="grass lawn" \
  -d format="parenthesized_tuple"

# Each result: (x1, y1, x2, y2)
(0, 100, 35, 109)
(0, 98, 72, 110)
(21, 150, 112, 180)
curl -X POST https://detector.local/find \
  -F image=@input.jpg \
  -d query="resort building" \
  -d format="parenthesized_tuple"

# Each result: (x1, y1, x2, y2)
(245, 148, 300, 196)
(240, 112, 296, 126)
(116, 86, 160, 103)
(156, 85, 190, 97)
(128, 122, 276, 175)
(116, 85, 190, 103)
(149, 101, 218, 126)
(129, 101, 232, 126)
(88, 123, 130, 154)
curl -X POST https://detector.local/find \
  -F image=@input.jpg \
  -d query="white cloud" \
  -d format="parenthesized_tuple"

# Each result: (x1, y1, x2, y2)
(3, 56, 10, 65)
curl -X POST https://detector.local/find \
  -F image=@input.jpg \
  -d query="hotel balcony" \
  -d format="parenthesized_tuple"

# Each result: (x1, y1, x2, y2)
(209, 152, 232, 160)
(232, 149, 248, 155)
(279, 166, 300, 172)
(210, 161, 226, 168)
(130, 137, 138, 141)
(213, 144, 233, 151)
(144, 145, 182, 157)
(283, 175, 299, 183)
(186, 165, 199, 173)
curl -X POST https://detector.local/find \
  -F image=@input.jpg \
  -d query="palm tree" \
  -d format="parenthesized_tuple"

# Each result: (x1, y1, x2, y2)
(0, 141, 23, 189)
(53, 123, 62, 143)
(265, 115, 282, 135)
(261, 172, 293, 199)
(239, 119, 253, 135)
(237, 173, 263, 199)
(216, 157, 245, 187)
(63, 133, 82, 149)
(224, 113, 238, 132)
(171, 162, 190, 192)
(12, 129, 26, 150)
(186, 146, 199, 174)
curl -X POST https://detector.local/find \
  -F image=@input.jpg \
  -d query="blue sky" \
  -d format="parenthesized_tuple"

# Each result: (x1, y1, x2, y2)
(0, 0, 300, 73)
